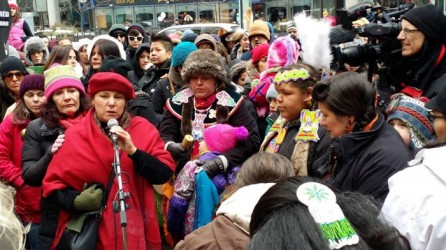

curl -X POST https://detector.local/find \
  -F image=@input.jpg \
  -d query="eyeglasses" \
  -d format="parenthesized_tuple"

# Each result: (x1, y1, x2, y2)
(128, 36, 143, 42)
(4, 72, 25, 79)
(428, 111, 446, 121)
(402, 28, 420, 36)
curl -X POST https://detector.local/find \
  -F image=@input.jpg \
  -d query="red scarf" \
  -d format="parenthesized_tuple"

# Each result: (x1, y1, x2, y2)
(58, 114, 84, 129)
(194, 93, 216, 109)
(43, 109, 175, 250)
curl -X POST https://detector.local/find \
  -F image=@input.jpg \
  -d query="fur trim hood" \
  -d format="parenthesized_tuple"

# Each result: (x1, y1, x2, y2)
(24, 37, 49, 66)
(87, 35, 126, 61)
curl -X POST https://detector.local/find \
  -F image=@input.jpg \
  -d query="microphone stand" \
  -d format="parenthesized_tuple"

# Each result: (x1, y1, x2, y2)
(111, 137, 129, 250)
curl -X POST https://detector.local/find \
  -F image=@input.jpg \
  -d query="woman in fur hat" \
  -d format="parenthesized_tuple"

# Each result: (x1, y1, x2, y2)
(160, 49, 260, 177)
(23, 37, 49, 67)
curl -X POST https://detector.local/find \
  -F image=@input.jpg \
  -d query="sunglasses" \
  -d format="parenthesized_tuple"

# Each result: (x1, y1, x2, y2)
(128, 36, 143, 42)
(4, 72, 25, 79)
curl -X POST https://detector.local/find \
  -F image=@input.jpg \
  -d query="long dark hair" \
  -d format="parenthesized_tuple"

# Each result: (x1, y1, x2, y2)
(86, 39, 122, 77)
(248, 176, 411, 250)
(40, 91, 90, 128)
(11, 100, 35, 125)
(312, 72, 377, 131)
(43, 46, 75, 71)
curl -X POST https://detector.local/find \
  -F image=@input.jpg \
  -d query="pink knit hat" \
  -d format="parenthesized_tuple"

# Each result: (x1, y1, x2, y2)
(9, 0, 18, 9)
(43, 65, 86, 99)
(267, 36, 300, 69)
(203, 124, 249, 153)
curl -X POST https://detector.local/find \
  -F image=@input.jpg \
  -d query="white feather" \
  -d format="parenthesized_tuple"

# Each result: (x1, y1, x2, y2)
(294, 14, 332, 69)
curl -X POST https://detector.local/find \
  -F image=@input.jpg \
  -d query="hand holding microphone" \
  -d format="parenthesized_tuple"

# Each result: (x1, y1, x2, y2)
(107, 119, 137, 155)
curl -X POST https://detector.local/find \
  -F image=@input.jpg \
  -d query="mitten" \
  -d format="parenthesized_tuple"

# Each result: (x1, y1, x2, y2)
(73, 184, 103, 211)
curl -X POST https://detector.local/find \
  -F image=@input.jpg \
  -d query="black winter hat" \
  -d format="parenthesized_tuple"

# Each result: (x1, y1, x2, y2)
(19, 74, 45, 99)
(98, 55, 132, 78)
(0, 57, 28, 78)
(403, 4, 446, 45)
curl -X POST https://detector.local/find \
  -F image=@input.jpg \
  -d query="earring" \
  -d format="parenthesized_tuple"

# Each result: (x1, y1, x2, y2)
(345, 120, 355, 133)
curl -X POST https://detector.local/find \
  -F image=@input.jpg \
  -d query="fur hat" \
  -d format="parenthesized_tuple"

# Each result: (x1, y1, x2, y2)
(203, 124, 249, 153)
(87, 35, 126, 61)
(387, 94, 433, 150)
(44, 65, 85, 99)
(98, 55, 132, 78)
(251, 43, 270, 64)
(0, 57, 27, 78)
(266, 84, 278, 101)
(181, 50, 226, 85)
(24, 37, 49, 66)
(229, 60, 247, 83)
(19, 74, 45, 99)
(194, 34, 217, 51)
(403, 4, 446, 45)
(171, 42, 198, 68)
(267, 36, 300, 69)
(248, 20, 271, 42)
(8, 0, 18, 9)
(88, 72, 135, 100)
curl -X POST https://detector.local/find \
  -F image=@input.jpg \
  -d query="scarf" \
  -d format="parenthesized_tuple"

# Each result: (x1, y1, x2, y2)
(194, 93, 216, 109)
(58, 114, 84, 129)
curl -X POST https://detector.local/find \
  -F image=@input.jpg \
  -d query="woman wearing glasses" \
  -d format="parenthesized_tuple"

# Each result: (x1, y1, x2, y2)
(0, 56, 29, 121)
(391, 4, 446, 100)
(126, 24, 150, 65)
(381, 84, 446, 250)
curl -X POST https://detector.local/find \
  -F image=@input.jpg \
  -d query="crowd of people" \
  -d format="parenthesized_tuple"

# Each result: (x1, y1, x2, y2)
(1, 2, 446, 250)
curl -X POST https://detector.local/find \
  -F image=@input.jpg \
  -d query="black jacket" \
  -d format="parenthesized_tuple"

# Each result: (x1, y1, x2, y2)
(325, 114, 412, 202)
(129, 59, 171, 99)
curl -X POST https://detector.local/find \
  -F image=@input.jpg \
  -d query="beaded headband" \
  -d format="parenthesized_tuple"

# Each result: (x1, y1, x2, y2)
(273, 68, 311, 85)
(296, 182, 359, 249)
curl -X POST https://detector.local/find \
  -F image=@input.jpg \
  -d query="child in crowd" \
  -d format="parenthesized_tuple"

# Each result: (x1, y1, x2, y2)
(260, 62, 330, 177)
(265, 84, 279, 133)
(167, 124, 248, 242)
(386, 93, 434, 155)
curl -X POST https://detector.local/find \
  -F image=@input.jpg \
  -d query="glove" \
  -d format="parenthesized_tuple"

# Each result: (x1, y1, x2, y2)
(73, 184, 103, 211)
(51, 134, 65, 154)
(167, 142, 189, 162)
(196, 157, 225, 179)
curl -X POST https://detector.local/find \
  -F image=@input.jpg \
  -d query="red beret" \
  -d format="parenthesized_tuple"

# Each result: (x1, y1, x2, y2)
(88, 72, 136, 100)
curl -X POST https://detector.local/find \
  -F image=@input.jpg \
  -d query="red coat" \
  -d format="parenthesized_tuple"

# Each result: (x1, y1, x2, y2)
(0, 115, 41, 223)
(42, 109, 175, 250)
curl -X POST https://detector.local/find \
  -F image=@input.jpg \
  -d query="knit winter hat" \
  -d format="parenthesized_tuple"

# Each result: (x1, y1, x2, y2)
(287, 21, 297, 32)
(181, 50, 226, 84)
(19, 74, 45, 99)
(171, 42, 198, 68)
(267, 36, 300, 69)
(126, 24, 145, 36)
(8, 0, 18, 9)
(44, 65, 85, 99)
(248, 20, 271, 42)
(98, 55, 132, 78)
(0, 56, 27, 78)
(88, 72, 135, 100)
(266, 84, 278, 101)
(229, 60, 247, 83)
(194, 34, 217, 51)
(386, 94, 433, 150)
(251, 43, 270, 64)
(403, 4, 446, 45)
(181, 29, 198, 43)
(203, 124, 249, 153)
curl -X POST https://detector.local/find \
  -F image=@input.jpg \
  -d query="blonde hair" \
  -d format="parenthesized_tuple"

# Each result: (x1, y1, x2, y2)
(0, 182, 28, 250)
(235, 152, 295, 188)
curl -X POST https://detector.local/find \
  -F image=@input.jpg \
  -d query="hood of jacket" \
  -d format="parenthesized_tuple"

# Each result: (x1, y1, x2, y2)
(216, 183, 275, 233)
(24, 37, 49, 66)
(132, 43, 151, 78)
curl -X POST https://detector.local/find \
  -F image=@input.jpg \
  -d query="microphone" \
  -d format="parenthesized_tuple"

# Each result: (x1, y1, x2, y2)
(107, 119, 119, 143)
(329, 25, 356, 45)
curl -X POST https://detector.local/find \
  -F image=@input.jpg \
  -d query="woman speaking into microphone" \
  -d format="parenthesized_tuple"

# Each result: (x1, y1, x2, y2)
(42, 71, 175, 250)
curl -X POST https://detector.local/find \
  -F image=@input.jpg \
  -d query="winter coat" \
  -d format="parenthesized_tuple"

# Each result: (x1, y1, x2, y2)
(160, 87, 260, 168)
(261, 114, 331, 177)
(1, 85, 15, 122)
(42, 109, 175, 250)
(175, 183, 274, 250)
(325, 114, 411, 202)
(8, 19, 33, 51)
(380, 144, 446, 250)
(0, 115, 41, 223)
(128, 43, 151, 82)
(152, 67, 185, 124)
(129, 59, 171, 99)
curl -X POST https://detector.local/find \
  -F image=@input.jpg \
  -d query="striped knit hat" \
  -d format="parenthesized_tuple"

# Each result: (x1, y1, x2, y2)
(386, 94, 433, 150)
(43, 65, 85, 99)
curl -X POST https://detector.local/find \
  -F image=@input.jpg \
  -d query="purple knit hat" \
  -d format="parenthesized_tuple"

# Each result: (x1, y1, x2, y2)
(19, 74, 45, 99)
(267, 36, 300, 68)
